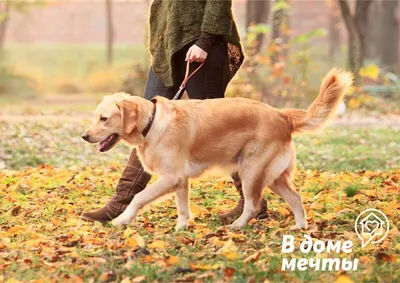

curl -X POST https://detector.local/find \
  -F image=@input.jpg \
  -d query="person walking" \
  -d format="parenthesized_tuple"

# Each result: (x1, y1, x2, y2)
(81, 0, 268, 224)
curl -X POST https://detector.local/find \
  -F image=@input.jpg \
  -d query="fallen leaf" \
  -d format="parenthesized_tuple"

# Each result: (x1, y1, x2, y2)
(190, 263, 223, 271)
(148, 240, 168, 249)
(376, 252, 396, 263)
(132, 275, 146, 282)
(244, 251, 261, 263)
(224, 267, 235, 278)
(334, 274, 354, 283)
(167, 256, 180, 266)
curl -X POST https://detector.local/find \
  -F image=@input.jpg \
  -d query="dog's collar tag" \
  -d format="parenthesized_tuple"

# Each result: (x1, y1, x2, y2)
(142, 99, 157, 137)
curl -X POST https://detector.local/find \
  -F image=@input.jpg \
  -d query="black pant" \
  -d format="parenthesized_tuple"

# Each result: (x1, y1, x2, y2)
(144, 42, 228, 100)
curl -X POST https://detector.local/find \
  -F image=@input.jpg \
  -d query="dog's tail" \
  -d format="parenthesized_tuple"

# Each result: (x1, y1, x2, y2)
(283, 68, 353, 133)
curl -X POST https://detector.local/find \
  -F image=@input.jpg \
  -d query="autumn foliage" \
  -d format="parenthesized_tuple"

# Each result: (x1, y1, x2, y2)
(0, 165, 399, 282)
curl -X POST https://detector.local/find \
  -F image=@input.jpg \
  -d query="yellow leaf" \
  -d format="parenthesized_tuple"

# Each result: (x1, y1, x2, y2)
(134, 234, 145, 248)
(190, 263, 223, 271)
(218, 239, 238, 259)
(7, 227, 24, 236)
(141, 255, 157, 263)
(50, 218, 61, 226)
(335, 274, 354, 283)
(148, 240, 168, 249)
(359, 64, 379, 80)
(121, 278, 132, 283)
(65, 218, 80, 226)
(277, 206, 291, 216)
(209, 237, 225, 247)
(125, 238, 138, 249)
(310, 203, 324, 210)
(132, 276, 147, 283)
(347, 98, 361, 110)
(228, 232, 247, 241)
(321, 213, 335, 220)
(124, 227, 135, 238)
(25, 239, 41, 248)
(190, 204, 205, 216)
(224, 251, 240, 260)
(364, 191, 376, 197)
(167, 256, 180, 265)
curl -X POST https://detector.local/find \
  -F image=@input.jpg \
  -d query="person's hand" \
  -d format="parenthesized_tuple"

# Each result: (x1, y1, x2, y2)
(186, 45, 208, 63)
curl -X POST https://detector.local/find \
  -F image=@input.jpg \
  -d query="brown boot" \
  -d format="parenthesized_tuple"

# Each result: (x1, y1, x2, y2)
(81, 149, 151, 223)
(219, 172, 268, 225)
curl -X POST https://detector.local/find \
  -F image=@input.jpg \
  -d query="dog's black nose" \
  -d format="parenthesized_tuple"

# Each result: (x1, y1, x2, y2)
(82, 134, 89, 141)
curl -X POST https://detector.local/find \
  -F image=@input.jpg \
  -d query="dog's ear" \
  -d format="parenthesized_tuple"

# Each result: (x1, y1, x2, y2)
(116, 99, 139, 134)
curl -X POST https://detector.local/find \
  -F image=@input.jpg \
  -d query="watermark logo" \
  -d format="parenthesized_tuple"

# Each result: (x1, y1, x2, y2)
(355, 209, 389, 248)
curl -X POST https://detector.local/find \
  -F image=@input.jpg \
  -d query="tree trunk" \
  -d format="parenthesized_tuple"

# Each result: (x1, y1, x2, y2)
(105, 0, 114, 66)
(364, 0, 381, 60)
(246, 0, 270, 53)
(328, 2, 341, 61)
(271, 0, 289, 64)
(337, 0, 371, 86)
(379, 0, 399, 73)
(0, 1, 10, 50)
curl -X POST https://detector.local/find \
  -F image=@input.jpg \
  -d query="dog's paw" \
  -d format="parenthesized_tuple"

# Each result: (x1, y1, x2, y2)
(112, 216, 132, 226)
(175, 223, 188, 231)
(227, 222, 245, 230)
(290, 223, 308, 231)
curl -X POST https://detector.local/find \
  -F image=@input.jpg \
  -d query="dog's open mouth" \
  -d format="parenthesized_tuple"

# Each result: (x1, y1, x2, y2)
(97, 134, 120, 152)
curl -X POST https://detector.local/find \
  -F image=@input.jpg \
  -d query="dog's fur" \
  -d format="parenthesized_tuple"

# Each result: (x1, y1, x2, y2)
(83, 69, 353, 230)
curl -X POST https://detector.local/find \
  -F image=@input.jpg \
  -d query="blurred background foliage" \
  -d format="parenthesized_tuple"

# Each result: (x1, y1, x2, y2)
(0, 0, 399, 113)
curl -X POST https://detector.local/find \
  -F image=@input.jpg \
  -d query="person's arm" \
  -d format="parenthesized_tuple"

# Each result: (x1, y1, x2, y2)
(187, 0, 232, 62)
(194, 32, 223, 53)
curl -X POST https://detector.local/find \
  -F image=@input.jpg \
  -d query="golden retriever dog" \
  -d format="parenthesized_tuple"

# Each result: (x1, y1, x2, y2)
(82, 69, 352, 230)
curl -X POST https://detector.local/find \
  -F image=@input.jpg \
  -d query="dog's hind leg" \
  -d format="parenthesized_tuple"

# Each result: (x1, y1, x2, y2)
(175, 179, 190, 230)
(228, 171, 263, 229)
(112, 176, 183, 226)
(269, 172, 307, 230)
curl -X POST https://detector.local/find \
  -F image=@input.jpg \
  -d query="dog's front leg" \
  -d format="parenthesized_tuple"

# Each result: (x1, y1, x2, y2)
(175, 178, 190, 230)
(112, 176, 178, 226)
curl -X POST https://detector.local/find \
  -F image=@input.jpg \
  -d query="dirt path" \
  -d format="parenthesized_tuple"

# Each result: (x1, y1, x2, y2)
(2, 95, 400, 126)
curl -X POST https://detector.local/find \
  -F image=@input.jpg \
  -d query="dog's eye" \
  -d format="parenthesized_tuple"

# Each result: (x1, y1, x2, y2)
(100, 116, 108, 122)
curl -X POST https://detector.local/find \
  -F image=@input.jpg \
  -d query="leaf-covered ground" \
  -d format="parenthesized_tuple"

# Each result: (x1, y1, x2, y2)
(0, 166, 399, 282)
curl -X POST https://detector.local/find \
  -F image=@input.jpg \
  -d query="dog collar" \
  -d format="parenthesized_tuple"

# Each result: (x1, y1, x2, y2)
(142, 99, 156, 137)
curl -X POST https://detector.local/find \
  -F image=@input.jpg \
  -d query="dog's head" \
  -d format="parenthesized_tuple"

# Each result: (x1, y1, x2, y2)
(82, 92, 145, 152)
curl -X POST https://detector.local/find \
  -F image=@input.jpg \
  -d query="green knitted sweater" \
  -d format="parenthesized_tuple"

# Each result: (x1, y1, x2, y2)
(149, 0, 244, 87)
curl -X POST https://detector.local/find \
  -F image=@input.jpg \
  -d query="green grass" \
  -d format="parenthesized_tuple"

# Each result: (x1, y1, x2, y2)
(294, 127, 400, 171)
(1, 94, 399, 171)
(344, 183, 362, 197)
(1, 115, 398, 171)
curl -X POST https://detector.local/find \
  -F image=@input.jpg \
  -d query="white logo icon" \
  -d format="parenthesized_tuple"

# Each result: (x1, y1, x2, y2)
(355, 209, 389, 248)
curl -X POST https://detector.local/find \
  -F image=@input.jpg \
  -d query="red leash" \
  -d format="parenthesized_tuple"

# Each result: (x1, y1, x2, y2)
(172, 61, 205, 100)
